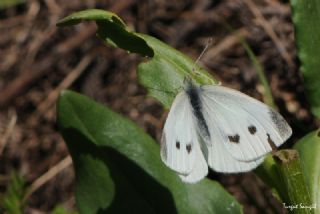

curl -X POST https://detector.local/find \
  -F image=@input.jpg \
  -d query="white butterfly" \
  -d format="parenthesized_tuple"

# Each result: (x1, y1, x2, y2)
(160, 79, 292, 183)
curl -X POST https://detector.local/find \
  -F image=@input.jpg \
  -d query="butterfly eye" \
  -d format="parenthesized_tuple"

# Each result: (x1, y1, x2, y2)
(228, 134, 240, 143)
(176, 141, 180, 149)
(186, 144, 192, 153)
(248, 125, 257, 135)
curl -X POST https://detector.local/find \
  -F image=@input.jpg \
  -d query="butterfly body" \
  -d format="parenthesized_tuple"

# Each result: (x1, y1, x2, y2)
(161, 80, 292, 183)
(185, 80, 211, 142)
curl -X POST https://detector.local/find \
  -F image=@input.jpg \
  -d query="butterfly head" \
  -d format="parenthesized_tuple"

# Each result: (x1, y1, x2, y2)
(183, 75, 199, 91)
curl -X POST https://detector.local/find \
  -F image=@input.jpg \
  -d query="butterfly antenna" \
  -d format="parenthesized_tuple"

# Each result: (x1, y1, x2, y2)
(192, 38, 213, 73)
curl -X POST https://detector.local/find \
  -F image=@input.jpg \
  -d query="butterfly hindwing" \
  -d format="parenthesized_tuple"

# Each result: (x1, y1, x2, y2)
(200, 85, 292, 162)
(161, 91, 202, 175)
(179, 141, 208, 183)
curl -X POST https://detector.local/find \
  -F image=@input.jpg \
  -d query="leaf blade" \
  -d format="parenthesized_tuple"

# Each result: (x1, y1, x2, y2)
(57, 90, 242, 214)
(290, 0, 320, 118)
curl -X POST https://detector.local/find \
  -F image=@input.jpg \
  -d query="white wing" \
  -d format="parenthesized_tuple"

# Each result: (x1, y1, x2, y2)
(200, 85, 292, 162)
(179, 141, 208, 183)
(161, 91, 205, 175)
(200, 115, 265, 172)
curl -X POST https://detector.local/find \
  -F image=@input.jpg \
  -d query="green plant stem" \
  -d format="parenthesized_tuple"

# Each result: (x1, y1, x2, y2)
(256, 149, 314, 214)
(266, 150, 312, 214)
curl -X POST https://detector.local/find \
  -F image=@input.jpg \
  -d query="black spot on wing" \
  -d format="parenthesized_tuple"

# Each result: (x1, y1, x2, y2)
(186, 144, 192, 154)
(185, 81, 211, 141)
(176, 141, 180, 149)
(248, 125, 257, 135)
(228, 134, 240, 143)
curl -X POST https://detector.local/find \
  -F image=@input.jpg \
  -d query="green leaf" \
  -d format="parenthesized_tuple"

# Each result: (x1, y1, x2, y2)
(294, 130, 320, 213)
(57, 9, 153, 57)
(57, 90, 242, 214)
(56, 9, 126, 28)
(56, 9, 217, 108)
(290, 0, 320, 118)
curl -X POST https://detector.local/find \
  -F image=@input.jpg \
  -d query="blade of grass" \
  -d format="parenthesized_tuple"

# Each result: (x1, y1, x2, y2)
(235, 32, 276, 108)
(1, 172, 27, 214)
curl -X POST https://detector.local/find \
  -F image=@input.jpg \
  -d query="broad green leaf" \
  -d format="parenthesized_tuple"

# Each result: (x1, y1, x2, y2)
(57, 9, 217, 108)
(294, 130, 320, 213)
(57, 90, 242, 214)
(290, 0, 320, 118)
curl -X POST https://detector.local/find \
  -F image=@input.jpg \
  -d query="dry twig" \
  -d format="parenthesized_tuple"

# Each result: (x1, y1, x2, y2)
(0, 110, 17, 156)
(24, 156, 72, 200)
(36, 55, 93, 116)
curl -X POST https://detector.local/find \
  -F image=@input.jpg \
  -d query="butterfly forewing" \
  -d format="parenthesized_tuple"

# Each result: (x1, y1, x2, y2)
(200, 85, 292, 162)
(161, 91, 201, 175)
